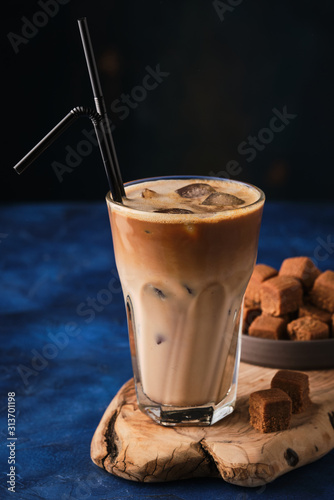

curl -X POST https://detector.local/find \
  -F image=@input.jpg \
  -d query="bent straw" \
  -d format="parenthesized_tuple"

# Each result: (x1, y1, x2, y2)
(14, 110, 79, 175)
(13, 106, 123, 202)
(78, 17, 125, 198)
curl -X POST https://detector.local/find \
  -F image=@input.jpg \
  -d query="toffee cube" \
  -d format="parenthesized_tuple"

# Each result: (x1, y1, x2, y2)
(309, 270, 334, 313)
(260, 275, 303, 316)
(248, 314, 287, 340)
(242, 304, 261, 334)
(249, 388, 292, 433)
(245, 264, 278, 304)
(298, 302, 332, 325)
(287, 316, 330, 341)
(271, 370, 310, 413)
(279, 256, 320, 289)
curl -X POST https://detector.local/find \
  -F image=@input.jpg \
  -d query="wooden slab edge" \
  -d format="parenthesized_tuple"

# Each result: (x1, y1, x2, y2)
(91, 364, 334, 486)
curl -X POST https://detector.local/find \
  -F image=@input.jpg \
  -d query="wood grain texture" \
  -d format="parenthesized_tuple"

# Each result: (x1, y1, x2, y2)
(91, 363, 334, 486)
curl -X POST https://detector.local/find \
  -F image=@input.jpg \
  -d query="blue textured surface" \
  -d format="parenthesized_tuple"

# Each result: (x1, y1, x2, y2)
(1, 201, 334, 500)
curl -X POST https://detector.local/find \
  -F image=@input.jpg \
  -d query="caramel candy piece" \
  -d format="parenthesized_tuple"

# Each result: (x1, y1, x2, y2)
(309, 270, 334, 313)
(249, 388, 292, 433)
(260, 275, 303, 316)
(248, 314, 287, 340)
(245, 264, 278, 304)
(242, 304, 261, 334)
(271, 370, 311, 413)
(279, 256, 321, 290)
(287, 316, 330, 341)
(298, 302, 332, 325)
(244, 296, 257, 308)
(278, 311, 298, 323)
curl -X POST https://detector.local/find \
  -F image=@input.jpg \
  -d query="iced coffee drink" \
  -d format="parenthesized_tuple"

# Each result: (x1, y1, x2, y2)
(106, 177, 264, 425)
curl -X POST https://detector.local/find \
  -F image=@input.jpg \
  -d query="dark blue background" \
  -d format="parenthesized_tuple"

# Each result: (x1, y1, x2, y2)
(1, 201, 334, 499)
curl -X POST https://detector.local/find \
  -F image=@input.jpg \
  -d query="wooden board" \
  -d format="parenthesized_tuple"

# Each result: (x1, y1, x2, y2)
(91, 363, 334, 487)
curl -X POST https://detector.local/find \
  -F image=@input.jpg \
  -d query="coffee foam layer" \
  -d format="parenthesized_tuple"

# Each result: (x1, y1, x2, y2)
(108, 178, 263, 222)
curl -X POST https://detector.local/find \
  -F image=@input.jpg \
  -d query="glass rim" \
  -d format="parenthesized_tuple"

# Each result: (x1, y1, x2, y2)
(106, 175, 265, 220)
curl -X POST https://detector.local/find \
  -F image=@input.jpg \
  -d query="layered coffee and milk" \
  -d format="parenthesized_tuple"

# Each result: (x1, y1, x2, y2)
(107, 178, 264, 409)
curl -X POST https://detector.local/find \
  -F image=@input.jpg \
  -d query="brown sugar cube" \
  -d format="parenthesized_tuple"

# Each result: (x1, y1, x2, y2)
(309, 270, 334, 313)
(287, 316, 330, 341)
(271, 370, 311, 413)
(245, 296, 258, 308)
(242, 304, 261, 333)
(277, 311, 298, 323)
(248, 314, 287, 339)
(298, 302, 332, 325)
(249, 388, 292, 433)
(260, 275, 303, 316)
(250, 264, 278, 283)
(245, 280, 262, 304)
(279, 256, 321, 290)
(245, 264, 278, 304)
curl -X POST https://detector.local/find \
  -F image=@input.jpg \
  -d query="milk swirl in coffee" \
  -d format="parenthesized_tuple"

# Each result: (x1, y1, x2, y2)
(107, 178, 264, 423)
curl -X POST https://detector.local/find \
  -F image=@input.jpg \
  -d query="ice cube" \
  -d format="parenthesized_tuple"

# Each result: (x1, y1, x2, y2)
(145, 284, 168, 299)
(201, 192, 244, 207)
(154, 287, 166, 299)
(142, 188, 158, 198)
(154, 208, 194, 214)
(176, 183, 215, 198)
(183, 284, 194, 295)
(155, 333, 167, 345)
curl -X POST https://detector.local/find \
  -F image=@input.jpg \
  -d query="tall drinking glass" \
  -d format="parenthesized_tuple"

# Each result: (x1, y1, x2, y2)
(106, 176, 265, 426)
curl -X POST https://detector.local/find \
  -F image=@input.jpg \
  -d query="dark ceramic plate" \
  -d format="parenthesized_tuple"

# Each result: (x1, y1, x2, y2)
(241, 334, 334, 370)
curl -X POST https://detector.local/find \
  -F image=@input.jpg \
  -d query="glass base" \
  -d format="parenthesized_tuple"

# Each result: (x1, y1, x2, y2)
(129, 299, 243, 426)
(135, 380, 237, 426)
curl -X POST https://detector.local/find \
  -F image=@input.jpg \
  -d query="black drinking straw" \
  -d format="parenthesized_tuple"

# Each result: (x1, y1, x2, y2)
(13, 106, 123, 202)
(78, 17, 125, 198)
(13, 19, 125, 203)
